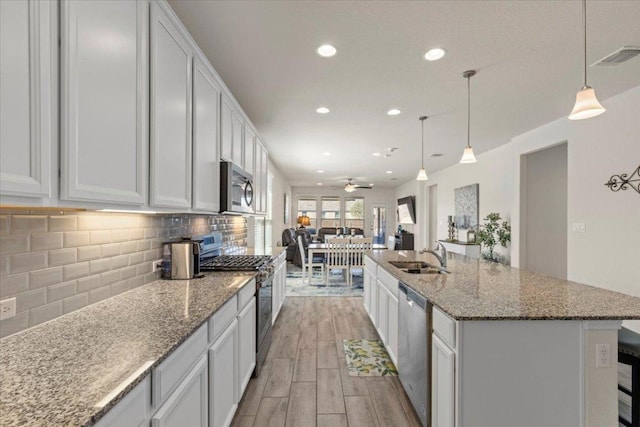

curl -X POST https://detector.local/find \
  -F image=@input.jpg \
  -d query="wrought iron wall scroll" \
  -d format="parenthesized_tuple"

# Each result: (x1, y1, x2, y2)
(605, 165, 640, 194)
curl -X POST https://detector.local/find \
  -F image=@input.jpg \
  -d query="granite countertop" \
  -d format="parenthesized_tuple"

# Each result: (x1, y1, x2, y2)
(0, 272, 256, 427)
(368, 250, 640, 321)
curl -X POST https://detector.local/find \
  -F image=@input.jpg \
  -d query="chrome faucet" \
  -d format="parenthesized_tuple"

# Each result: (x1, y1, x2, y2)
(419, 242, 447, 268)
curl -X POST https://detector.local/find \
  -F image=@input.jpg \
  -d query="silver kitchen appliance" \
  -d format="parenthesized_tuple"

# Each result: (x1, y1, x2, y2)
(399, 281, 431, 426)
(220, 161, 254, 214)
(161, 239, 203, 279)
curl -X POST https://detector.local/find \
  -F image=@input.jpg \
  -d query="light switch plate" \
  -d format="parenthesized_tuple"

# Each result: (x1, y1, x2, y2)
(0, 297, 17, 320)
(572, 223, 586, 233)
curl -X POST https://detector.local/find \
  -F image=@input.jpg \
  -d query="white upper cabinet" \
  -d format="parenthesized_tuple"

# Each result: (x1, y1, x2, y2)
(192, 56, 221, 213)
(231, 113, 244, 168)
(150, 2, 193, 209)
(220, 94, 233, 162)
(60, 0, 148, 205)
(254, 140, 268, 214)
(0, 0, 54, 199)
(244, 126, 255, 177)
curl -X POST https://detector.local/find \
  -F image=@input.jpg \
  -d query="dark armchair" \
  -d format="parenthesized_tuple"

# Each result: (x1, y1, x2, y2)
(282, 228, 297, 261)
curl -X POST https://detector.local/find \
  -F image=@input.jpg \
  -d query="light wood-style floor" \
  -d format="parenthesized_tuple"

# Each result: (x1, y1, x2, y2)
(231, 297, 422, 427)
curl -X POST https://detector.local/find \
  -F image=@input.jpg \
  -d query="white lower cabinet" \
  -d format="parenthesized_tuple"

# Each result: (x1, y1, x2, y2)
(376, 280, 388, 344)
(237, 298, 256, 402)
(151, 355, 208, 427)
(209, 318, 238, 427)
(95, 376, 151, 427)
(432, 334, 455, 427)
(387, 290, 398, 365)
(272, 252, 286, 323)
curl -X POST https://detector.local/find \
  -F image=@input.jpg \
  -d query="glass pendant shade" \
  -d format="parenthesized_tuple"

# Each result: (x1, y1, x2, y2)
(416, 168, 428, 181)
(568, 86, 606, 120)
(459, 146, 477, 164)
(344, 183, 356, 192)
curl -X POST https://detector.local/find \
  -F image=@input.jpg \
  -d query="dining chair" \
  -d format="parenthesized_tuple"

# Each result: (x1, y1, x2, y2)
(387, 235, 396, 250)
(297, 234, 324, 284)
(349, 237, 373, 284)
(324, 237, 351, 286)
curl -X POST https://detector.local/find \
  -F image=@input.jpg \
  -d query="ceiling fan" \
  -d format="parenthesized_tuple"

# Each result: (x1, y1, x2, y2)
(343, 178, 373, 192)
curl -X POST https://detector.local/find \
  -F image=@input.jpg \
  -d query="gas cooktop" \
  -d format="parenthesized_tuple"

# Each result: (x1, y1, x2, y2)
(200, 255, 272, 271)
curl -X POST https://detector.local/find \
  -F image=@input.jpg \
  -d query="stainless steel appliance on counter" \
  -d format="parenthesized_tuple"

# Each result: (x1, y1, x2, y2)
(399, 281, 431, 426)
(220, 161, 254, 214)
(200, 254, 274, 377)
(161, 239, 203, 279)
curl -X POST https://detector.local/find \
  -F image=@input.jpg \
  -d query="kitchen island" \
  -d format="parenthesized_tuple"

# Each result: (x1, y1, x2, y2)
(364, 250, 640, 427)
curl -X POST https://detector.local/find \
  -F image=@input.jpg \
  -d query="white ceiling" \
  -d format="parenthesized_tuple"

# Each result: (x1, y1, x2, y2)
(168, 0, 640, 189)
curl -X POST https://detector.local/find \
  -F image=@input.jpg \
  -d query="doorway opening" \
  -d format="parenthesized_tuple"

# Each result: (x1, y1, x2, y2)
(371, 205, 387, 245)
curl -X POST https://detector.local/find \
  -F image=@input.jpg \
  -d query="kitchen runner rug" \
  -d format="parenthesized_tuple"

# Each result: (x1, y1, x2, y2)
(286, 264, 363, 297)
(343, 339, 398, 377)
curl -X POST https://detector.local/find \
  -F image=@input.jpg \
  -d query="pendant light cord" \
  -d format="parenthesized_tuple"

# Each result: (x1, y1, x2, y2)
(583, 0, 587, 86)
(421, 118, 425, 168)
(467, 74, 471, 149)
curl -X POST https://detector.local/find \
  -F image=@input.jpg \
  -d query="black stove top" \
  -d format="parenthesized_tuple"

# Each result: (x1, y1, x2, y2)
(200, 255, 272, 271)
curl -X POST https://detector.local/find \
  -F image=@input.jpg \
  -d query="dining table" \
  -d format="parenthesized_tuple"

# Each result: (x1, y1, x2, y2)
(307, 241, 387, 280)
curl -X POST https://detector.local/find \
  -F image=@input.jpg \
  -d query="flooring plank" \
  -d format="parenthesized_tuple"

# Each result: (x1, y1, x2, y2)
(317, 321, 335, 341)
(254, 397, 289, 427)
(298, 326, 318, 349)
(317, 414, 348, 427)
(285, 382, 317, 427)
(293, 346, 317, 382)
(263, 358, 294, 398)
(345, 396, 380, 427)
(332, 313, 351, 334)
(237, 363, 271, 416)
(317, 369, 345, 414)
(339, 364, 370, 396)
(275, 332, 299, 359)
(368, 377, 411, 427)
(317, 340, 339, 369)
(390, 376, 424, 427)
(231, 415, 255, 427)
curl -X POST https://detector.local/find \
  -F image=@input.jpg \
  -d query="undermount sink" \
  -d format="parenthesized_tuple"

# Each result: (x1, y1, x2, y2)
(389, 261, 431, 269)
(403, 267, 449, 274)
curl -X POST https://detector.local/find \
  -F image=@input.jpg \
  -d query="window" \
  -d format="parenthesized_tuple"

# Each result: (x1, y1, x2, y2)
(297, 197, 317, 230)
(321, 196, 341, 228)
(345, 197, 364, 230)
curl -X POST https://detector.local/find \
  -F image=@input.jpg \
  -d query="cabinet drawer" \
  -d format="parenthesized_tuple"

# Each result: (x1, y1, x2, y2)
(152, 323, 208, 407)
(377, 267, 398, 298)
(364, 255, 377, 272)
(433, 306, 456, 350)
(208, 295, 238, 343)
(237, 278, 256, 310)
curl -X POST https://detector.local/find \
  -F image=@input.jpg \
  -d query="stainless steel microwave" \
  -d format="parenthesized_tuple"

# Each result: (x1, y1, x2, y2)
(220, 161, 254, 214)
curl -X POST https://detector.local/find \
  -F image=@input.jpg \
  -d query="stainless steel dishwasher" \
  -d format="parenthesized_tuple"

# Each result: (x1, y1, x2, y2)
(398, 281, 431, 427)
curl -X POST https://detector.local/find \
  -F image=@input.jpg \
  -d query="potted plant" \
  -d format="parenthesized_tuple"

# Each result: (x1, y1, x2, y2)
(476, 212, 511, 262)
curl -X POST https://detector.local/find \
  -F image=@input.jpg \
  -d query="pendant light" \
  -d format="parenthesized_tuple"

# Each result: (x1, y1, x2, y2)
(568, 0, 605, 120)
(460, 70, 477, 164)
(416, 116, 428, 181)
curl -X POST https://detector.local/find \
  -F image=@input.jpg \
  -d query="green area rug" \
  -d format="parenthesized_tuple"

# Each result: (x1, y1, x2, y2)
(286, 264, 363, 297)
(343, 339, 398, 376)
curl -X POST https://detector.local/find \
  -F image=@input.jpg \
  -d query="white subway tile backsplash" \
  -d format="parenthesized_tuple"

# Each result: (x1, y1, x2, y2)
(77, 246, 101, 262)
(49, 215, 78, 232)
(12, 215, 47, 234)
(29, 267, 63, 289)
(47, 280, 77, 302)
(16, 288, 46, 312)
(0, 211, 246, 337)
(49, 248, 77, 267)
(29, 301, 63, 327)
(0, 273, 29, 297)
(63, 262, 90, 281)
(63, 231, 90, 248)
(0, 234, 29, 255)
(10, 252, 47, 274)
(31, 232, 63, 251)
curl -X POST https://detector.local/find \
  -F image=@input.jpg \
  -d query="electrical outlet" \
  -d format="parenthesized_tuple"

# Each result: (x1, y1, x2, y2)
(572, 223, 586, 233)
(152, 259, 164, 273)
(0, 297, 17, 320)
(595, 343, 611, 368)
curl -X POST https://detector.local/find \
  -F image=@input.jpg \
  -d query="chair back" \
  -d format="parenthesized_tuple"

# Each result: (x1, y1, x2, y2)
(325, 237, 351, 267)
(350, 237, 373, 267)
(387, 235, 396, 250)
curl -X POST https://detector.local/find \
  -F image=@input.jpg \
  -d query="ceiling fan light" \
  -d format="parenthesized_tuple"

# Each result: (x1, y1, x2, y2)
(416, 168, 428, 181)
(568, 86, 606, 120)
(344, 183, 356, 192)
(459, 147, 477, 164)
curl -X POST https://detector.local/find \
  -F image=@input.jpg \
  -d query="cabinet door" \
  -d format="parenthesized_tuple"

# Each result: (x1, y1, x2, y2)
(237, 297, 256, 401)
(209, 318, 238, 427)
(376, 280, 388, 344)
(150, 2, 192, 208)
(192, 56, 220, 212)
(0, 0, 53, 198)
(363, 268, 371, 314)
(387, 291, 398, 365)
(231, 113, 243, 167)
(151, 355, 208, 427)
(253, 141, 263, 214)
(220, 95, 233, 162)
(432, 335, 455, 427)
(369, 272, 378, 327)
(244, 126, 255, 177)
(260, 144, 268, 213)
(95, 376, 151, 427)
(60, 0, 147, 205)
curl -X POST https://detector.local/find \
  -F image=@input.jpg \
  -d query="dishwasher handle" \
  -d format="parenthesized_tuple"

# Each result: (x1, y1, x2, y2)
(398, 282, 427, 309)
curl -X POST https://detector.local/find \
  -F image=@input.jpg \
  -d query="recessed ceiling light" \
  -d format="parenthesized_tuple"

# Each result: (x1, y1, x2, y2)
(369, 183, 374, 186)
(317, 44, 337, 57)
(387, 109, 401, 116)
(316, 107, 330, 114)
(386, 170, 393, 174)
(372, 152, 381, 156)
(323, 152, 331, 156)
(317, 183, 323, 186)
(424, 48, 446, 61)
(317, 170, 325, 173)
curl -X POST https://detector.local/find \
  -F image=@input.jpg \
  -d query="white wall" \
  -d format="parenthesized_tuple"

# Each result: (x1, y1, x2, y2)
(268, 159, 291, 249)
(401, 85, 640, 332)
